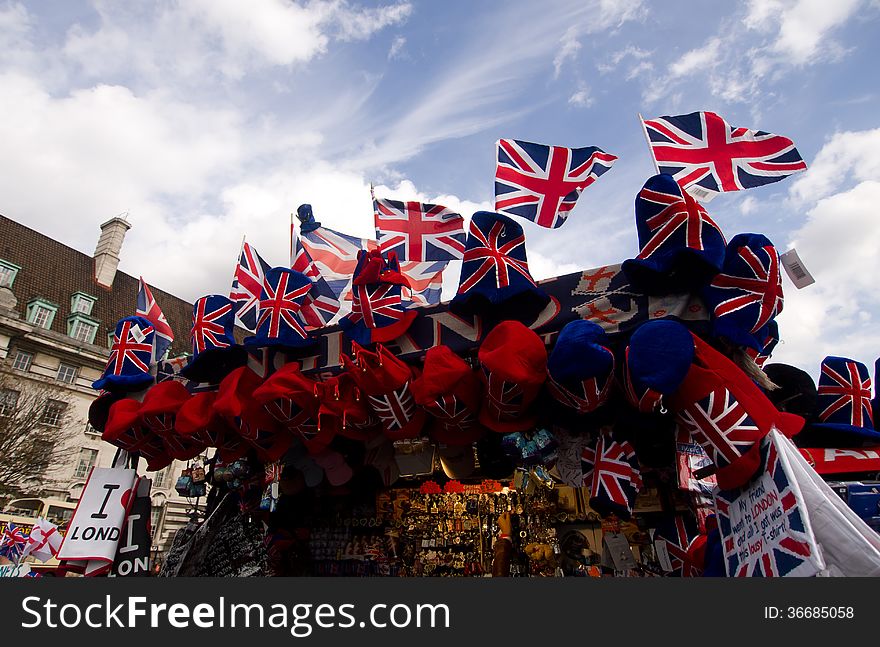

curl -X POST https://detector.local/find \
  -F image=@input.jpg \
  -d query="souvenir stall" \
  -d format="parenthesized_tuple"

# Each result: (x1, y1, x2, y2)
(63, 111, 880, 579)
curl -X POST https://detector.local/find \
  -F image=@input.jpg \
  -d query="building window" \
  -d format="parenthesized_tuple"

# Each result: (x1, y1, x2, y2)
(84, 421, 101, 436)
(0, 388, 19, 416)
(70, 292, 96, 315)
(26, 299, 58, 329)
(150, 505, 164, 540)
(56, 363, 79, 384)
(73, 448, 99, 479)
(0, 259, 20, 288)
(11, 349, 33, 372)
(40, 399, 66, 427)
(68, 315, 99, 344)
(107, 331, 116, 348)
(152, 466, 171, 489)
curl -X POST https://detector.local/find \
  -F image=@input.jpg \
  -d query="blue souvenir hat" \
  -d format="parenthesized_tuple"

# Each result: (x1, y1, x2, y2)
(701, 233, 783, 351)
(747, 319, 779, 368)
(340, 249, 417, 346)
(622, 319, 694, 413)
(244, 267, 315, 349)
(180, 295, 246, 383)
(813, 356, 880, 441)
(547, 320, 614, 414)
(622, 174, 726, 295)
(93, 316, 156, 392)
(450, 211, 549, 324)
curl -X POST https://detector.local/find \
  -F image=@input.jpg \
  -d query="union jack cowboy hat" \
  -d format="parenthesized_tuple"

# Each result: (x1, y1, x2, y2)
(621, 319, 694, 414)
(477, 320, 547, 433)
(410, 345, 485, 446)
(546, 320, 615, 415)
(622, 174, 726, 295)
(342, 342, 426, 441)
(93, 316, 156, 392)
(244, 267, 315, 349)
(139, 380, 205, 461)
(583, 432, 643, 520)
(701, 233, 784, 351)
(214, 366, 292, 463)
(252, 361, 323, 449)
(811, 356, 880, 442)
(181, 294, 247, 383)
(669, 330, 804, 489)
(450, 211, 550, 324)
(340, 249, 418, 346)
(175, 391, 231, 450)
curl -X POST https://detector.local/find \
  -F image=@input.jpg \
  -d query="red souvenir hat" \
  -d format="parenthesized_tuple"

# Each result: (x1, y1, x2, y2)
(410, 345, 485, 445)
(137, 434, 175, 472)
(477, 320, 548, 433)
(316, 372, 378, 444)
(139, 381, 205, 461)
(175, 391, 229, 449)
(252, 362, 322, 442)
(342, 342, 426, 441)
(670, 332, 804, 489)
(215, 366, 292, 463)
(103, 398, 151, 452)
(88, 391, 122, 434)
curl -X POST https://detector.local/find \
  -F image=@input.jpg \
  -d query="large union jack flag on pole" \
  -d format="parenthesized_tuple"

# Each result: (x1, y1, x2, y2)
(229, 241, 270, 332)
(137, 277, 174, 360)
(292, 236, 342, 329)
(494, 138, 617, 229)
(373, 190, 465, 262)
(642, 111, 807, 200)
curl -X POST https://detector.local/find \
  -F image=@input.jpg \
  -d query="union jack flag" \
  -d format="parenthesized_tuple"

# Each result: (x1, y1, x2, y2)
(635, 179, 726, 261)
(458, 217, 534, 294)
(653, 515, 701, 577)
(546, 372, 612, 414)
(106, 319, 154, 378)
(677, 388, 762, 469)
(494, 139, 617, 229)
(715, 434, 818, 577)
(230, 242, 270, 331)
(191, 297, 233, 354)
(367, 383, 419, 434)
(347, 282, 407, 330)
(374, 194, 465, 261)
(401, 261, 446, 308)
(580, 444, 596, 487)
(292, 236, 342, 328)
(642, 111, 807, 200)
(709, 241, 783, 333)
(589, 435, 643, 517)
(0, 522, 28, 560)
(817, 359, 873, 428)
(298, 226, 375, 301)
(256, 271, 312, 341)
(137, 277, 174, 360)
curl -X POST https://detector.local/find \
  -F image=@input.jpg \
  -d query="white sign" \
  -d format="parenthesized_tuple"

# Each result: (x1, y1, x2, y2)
(58, 467, 139, 576)
(0, 562, 31, 577)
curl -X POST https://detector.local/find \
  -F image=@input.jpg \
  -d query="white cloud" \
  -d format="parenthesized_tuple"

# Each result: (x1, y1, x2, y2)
(388, 35, 406, 59)
(739, 195, 758, 216)
(789, 127, 880, 204)
(568, 86, 594, 108)
(670, 38, 721, 78)
(553, 26, 582, 78)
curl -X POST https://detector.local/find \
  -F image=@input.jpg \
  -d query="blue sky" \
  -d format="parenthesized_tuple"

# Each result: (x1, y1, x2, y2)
(1, 0, 879, 377)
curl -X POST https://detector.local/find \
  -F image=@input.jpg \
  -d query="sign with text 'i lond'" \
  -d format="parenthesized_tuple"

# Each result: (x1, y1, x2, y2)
(714, 430, 824, 577)
(58, 467, 139, 577)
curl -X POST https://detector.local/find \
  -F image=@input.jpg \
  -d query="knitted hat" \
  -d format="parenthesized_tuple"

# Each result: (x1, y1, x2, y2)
(622, 174, 726, 295)
(342, 343, 426, 441)
(745, 320, 779, 368)
(313, 372, 378, 452)
(762, 363, 817, 420)
(477, 320, 547, 432)
(244, 267, 315, 349)
(622, 319, 694, 413)
(339, 250, 417, 345)
(653, 515, 701, 577)
(702, 233, 783, 351)
(584, 433, 642, 520)
(180, 295, 247, 383)
(175, 391, 229, 449)
(88, 391, 122, 434)
(670, 332, 804, 489)
(450, 211, 550, 324)
(410, 345, 485, 445)
(139, 381, 204, 461)
(93, 316, 156, 392)
(546, 320, 614, 414)
(812, 356, 879, 442)
(252, 362, 322, 446)
(103, 398, 151, 452)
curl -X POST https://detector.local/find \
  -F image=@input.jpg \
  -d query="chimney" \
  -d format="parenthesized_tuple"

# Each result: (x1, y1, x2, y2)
(93, 215, 131, 288)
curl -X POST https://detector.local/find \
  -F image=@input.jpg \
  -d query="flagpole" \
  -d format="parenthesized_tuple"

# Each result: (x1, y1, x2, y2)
(289, 212, 295, 268)
(638, 113, 660, 174)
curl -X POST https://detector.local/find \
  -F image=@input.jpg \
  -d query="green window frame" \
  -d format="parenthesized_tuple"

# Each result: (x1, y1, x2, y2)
(26, 298, 58, 329)
(67, 313, 100, 344)
(0, 259, 21, 288)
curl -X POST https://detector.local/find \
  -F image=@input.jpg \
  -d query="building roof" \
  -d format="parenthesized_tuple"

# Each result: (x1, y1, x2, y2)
(0, 214, 193, 356)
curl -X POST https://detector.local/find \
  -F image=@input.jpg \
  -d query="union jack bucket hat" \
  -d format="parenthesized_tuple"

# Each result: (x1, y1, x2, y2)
(93, 316, 156, 392)
(244, 267, 315, 349)
(670, 332, 804, 489)
(450, 211, 549, 324)
(477, 320, 547, 433)
(622, 174, 726, 295)
(410, 345, 485, 446)
(547, 320, 615, 415)
(252, 361, 322, 446)
(701, 233, 783, 351)
(139, 380, 205, 461)
(340, 249, 418, 346)
(811, 356, 879, 441)
(181, 294, 247, 383)
(622, 319, 694, 413)
(342, 342, 426, 441)
(583, 433, 643, 520)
